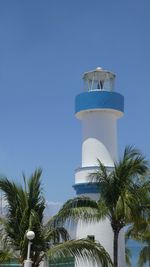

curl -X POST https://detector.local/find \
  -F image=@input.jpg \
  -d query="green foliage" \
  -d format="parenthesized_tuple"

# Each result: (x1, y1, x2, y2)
(125, 246, 132, 267)
(0, 169, 46, 263)
(54, 146, 150, 267)
(0, 169, 113, 267)
(126, 200, 150, 267)
(48, 196, 99, 226)
(0, 250, 13, 263)
(47, 239, 112, 267)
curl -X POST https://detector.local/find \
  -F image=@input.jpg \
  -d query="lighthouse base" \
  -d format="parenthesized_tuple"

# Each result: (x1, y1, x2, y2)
(73, 209, 125, 267)
(73, 166, 125, 267)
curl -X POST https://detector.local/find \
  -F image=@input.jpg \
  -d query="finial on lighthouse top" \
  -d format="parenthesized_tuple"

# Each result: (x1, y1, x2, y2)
(83, 67, 116, 92)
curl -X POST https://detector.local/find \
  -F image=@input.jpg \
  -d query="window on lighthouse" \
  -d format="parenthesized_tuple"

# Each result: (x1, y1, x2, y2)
(87, 235, 95, 242)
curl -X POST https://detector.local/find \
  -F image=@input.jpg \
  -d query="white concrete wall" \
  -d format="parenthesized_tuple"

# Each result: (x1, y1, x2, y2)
(74, 108, 125, 266)
(81, 110, 118, 167)
(75, 167, 97, 184)
(75, 220, 125, 267)
(74, 192, 114, 267)
(74, 191, 125, 267)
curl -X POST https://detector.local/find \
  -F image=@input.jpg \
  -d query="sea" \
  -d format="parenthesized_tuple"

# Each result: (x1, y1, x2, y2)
(127, 239, 149, 267)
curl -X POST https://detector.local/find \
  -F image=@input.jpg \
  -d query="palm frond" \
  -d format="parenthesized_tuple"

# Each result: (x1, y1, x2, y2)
(97, 199, 109, 220)
(89, 159, 109, 185)
(138, 245, 150, 267)
(47, 239, 113, 267)
(48, 196, 99, 226)
(0, 250, 14, 263)
(116, 146, 149, 183)
(28, 169, 45, 221)
(43, 223, 70, 245)
(125, 246, 132, 267)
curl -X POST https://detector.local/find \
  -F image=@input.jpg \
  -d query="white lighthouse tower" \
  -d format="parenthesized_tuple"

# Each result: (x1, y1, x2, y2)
(73, 67, 125, 266)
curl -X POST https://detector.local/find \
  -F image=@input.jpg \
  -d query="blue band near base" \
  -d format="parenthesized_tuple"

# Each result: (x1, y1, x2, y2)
(73, 182, 100, 194)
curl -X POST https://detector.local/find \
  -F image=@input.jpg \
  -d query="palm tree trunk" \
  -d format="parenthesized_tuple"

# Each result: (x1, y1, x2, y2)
(113, 230, 119, 267)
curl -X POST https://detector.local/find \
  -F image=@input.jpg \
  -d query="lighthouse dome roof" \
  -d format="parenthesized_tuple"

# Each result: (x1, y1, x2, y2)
(83, 67, 115, 82)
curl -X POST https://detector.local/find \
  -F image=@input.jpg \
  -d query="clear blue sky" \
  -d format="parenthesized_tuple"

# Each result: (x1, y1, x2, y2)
(0, 0, 150, 203)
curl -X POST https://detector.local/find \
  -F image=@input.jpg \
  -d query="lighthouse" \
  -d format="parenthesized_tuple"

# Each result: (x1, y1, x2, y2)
(73, 67, 125, 266)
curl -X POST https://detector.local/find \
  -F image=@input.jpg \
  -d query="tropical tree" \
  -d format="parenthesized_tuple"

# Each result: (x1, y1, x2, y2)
(125, 245, 132, 267)
(138, 234, 150, 267)
(53, 146, 150, 267)
(0, 169, 112, 267)
(126, 200, 150, 267)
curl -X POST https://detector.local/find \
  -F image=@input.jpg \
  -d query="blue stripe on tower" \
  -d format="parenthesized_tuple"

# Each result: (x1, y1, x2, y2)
(75, 91, 124, 114)
(73, 183, 100, 195)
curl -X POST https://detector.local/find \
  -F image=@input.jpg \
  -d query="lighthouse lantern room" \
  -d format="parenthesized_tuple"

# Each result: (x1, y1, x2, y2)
(83, 67, 115, 92)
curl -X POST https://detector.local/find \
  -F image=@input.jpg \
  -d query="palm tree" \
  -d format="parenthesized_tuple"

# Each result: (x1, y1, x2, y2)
(53, 146, 149, 267)
(126, 202, 150, 267)
(138, 237, 150, 267)
(0, 169, 112, 267)
(125, 245, 132, 267)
